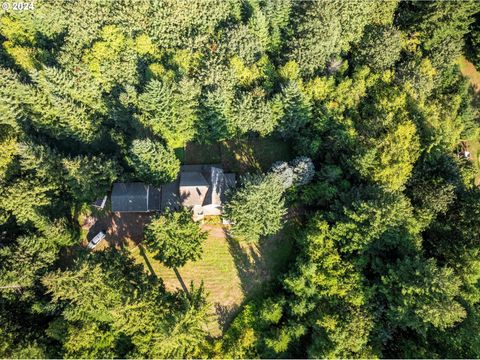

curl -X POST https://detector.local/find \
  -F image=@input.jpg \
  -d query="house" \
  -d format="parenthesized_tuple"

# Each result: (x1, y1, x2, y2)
(110, 165, 235, 219)
(179, 165, 236, 220)
(111, 183, 162, 212)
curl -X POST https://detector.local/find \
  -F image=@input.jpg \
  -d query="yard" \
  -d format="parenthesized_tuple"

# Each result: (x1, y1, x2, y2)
(79, 210, 293, 337)
(129, 223, 293, 337)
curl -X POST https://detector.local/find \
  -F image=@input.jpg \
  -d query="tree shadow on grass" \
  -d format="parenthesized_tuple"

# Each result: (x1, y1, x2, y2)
(223, 228, 271, 297)
(221, 139, 262, 174)
(214, 302, 240, 333)
(223, 225, 296, 301)
(173, 267, 189, 294)
(138, 244, 157, 280)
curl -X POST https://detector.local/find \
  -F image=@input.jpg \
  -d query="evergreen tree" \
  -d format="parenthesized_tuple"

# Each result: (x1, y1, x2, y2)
(225, 173, 286, 242)
(126, 138, 180, 186)
(137, 79, 200, 148)
(144, 209, 207, 268)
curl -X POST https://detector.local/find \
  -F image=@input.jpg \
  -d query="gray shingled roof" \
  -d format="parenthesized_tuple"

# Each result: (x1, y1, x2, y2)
(148, 186, 162, 212)
(180, 172, 209, 207)
(111, 183, 149, 212)
(161, 179, 181, 211)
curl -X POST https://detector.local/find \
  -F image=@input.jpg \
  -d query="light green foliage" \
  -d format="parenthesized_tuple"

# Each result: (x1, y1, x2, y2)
(0, 136, 17, 179)
(284, 218, 365, 311)
(215, 302, 260, 358)
(126, 138, 180, 186)
(356, 121, 421, 191)
(278, 213, 378, 357)
(216, 297, 294, 358)
(0, 13, 47, 71)
(137, 79, 200, 148)
(398, 57, 437, 101)
(225, 174, 286, 242)
(307, 309, 375, 359)
(230, 55, 270, 87)
(144, 209, 208, 268)
(82, 25, 139, 91)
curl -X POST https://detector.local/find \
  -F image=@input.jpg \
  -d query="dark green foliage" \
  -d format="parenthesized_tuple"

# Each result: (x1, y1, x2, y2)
(126, 138, 180, 186)
(465, 13, 480, 68)
(353, 25, 403, 71)
(137, 79, 200, 148)
(398, 0, 479, 71)
(287, 0, 395, 75)
(225, 174, 286, 242)
(277, 81, 311, 138)
(42, 250, 210, 358)
(144, 209, 208, 268)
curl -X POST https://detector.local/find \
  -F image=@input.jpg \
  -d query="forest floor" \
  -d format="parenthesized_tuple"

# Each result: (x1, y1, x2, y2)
(129, 223, 293, 337)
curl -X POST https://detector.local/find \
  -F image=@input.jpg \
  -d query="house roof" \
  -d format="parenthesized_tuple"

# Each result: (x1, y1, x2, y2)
(111, 166, 236, 213)
(148, 186, 162, 212)
(161, 179, 181, 211)
(180, 172, 209, 207)
(205, 167, 224, 205)
(111, 183, 148, 212)
(111, 183, 161, 212)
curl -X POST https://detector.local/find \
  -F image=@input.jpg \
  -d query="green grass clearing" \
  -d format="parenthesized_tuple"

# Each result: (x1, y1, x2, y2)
(129, 224, 293, 337)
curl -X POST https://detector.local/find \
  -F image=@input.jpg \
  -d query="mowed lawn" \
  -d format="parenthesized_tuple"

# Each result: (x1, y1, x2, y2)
(129, 224, 293, 337)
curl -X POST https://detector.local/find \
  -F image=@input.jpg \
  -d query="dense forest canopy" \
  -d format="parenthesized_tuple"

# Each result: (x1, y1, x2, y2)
(1, 0, 480, 358)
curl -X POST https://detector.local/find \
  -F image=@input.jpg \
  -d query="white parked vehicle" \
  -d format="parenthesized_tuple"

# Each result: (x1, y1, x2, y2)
(87, 231, 106, 249)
